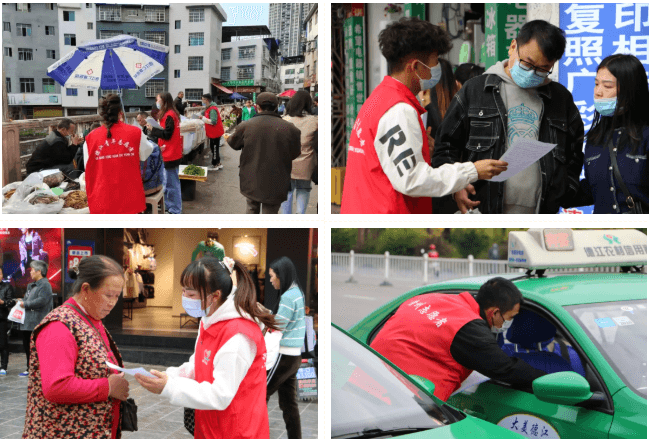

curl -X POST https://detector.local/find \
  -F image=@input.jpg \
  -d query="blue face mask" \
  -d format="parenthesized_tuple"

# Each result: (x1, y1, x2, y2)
(416, 61, 442, 91)
(510, 61, 546, 89)
(182, 296, 210, 318)
(594, 97, 617, 117)
(156, 102, 162, 109)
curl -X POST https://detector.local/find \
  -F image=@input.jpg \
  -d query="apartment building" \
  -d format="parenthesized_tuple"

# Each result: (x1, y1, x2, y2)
(280, 63, 304, 93)
(3, 3, 62, 120)
(95, 4, 170, 112)
(268, 3, 313, 58)
(303, 5, 318, 97)
(167, 4, 227, 104)
(58, 3, 98, 115)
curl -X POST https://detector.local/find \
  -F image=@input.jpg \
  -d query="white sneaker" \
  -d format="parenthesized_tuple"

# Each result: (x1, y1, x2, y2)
(18, 371, 28, 377)
(208, 165, 219, 171)
(0, 369, 6, 375)
(216, 164, 224, 170)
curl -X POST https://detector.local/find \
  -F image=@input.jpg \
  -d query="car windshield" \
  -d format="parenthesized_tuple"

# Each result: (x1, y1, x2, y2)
(565, 300, 647, 398)
(332, 326, 457, 438)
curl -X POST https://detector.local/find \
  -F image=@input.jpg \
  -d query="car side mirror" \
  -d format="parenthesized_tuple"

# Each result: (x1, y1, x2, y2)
(409, 375, 436, 397)
(533, 371, 593, 406)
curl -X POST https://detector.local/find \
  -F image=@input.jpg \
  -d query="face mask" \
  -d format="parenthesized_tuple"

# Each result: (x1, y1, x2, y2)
(510, 61, 546, 89)
(490, 311, 513, 334)
(156, 102, 162, 109)
(182, 295, 212, 318)
(594, 97, 617, 117)
(416, 61, 442, 91)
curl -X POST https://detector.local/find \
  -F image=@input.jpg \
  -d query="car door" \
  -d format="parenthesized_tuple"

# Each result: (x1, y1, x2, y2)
(446, 304, 614, 439)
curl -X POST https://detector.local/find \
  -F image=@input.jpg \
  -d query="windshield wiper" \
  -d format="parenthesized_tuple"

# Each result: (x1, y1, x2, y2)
(337, 427, 433, 438)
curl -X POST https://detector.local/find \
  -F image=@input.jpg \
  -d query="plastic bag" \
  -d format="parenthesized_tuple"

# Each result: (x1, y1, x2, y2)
(182, 132, 195, 155)
(264, 329, 282, 371)
(8, 303, 25, 324)
(3, 188, 64, 214)
(2, 181, 21, 206)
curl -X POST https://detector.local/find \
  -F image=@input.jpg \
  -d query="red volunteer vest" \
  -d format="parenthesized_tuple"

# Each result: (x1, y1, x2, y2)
(371, 292, 481, 402)
(204, 106, 225, 139)
(341, 76, 432, 214)
(194, 318, 269, 439)
(85, 122, 145, 214)
(158, 110, 183, 162)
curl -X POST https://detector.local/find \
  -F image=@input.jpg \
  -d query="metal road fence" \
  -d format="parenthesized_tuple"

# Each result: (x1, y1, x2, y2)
(332, 252, 624, 286)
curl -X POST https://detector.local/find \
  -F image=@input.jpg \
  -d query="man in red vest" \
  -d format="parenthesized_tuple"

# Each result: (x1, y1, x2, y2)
(340, 18, 508, 214)
(201, 93, 225, 171)
(371, 277, 547, 402)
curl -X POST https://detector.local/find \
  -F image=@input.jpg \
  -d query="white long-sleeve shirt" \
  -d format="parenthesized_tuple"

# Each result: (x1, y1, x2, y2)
(160, 294, 260, 411)
(375, 101, 478, 197)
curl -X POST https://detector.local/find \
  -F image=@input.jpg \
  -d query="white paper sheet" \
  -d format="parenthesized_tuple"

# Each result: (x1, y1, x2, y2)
(145, 117, 163, 130)
(489, 139, 557, 182)
(190, 113, 203, 119)
(106, 361, 156, 378)
(450, 371, 491, 396)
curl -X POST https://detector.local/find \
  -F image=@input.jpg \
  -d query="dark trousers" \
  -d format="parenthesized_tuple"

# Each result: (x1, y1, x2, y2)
(209, 137, 221, 166)
(22, 330, 32, 371)
(267, 354, 302, 439)
(246, 198, 281, 214)
(0, 319, 9, 370)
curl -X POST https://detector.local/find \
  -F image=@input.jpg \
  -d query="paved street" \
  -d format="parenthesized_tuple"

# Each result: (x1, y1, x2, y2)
(184, 142, 319, 215)
(0, 353, 318, 439)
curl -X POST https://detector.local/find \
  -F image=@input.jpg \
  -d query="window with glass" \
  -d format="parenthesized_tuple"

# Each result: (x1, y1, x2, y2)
(3, 22, 10, 32)
(4, 47, 12, 57)
(145, 79, 165, 98)
(18, 48, 33, 61)
(174, 45, 180, 54)
(66, 88, 78, 96)
(64, 34, 77, 46)
(222, 48, 231, 61)
(284, 79, 293, 85)
(99, 30, 121, 40)
(46, 49, 56, 59)
(88, 90, 94, 96)
(285, 68, 295, 75)
(45, 26, 55, 35)
(185, 88, 203, 101)
(238, 46, 256, 60)
(145, 6, 165, 22)
(42, 79, 55, 93)
(47, 4, 54, 10)
(6, 78, 11, 93)
(188, 33, 204, 46)
(237, 65, 255, 80)
(299, 67, 304, 74)
(174, 70, 180, 79)
(87, 22, 93, 30)
(220, 67, 230, 81)
(20, 78, 35, 93)
(63, 11, 75, 21)
(144, 31, 165, 45)
(124, 8, 139, 18)
(86, 3, 92, 8)
(175, 20, 181, 29)
(188, 56, 203, 71)
(100, 89, 119, 96)
(98, 5, 121, 21)
(16, 4, 30, 12)
(189, 8, 204, 22)
(16, 23, 31, 36)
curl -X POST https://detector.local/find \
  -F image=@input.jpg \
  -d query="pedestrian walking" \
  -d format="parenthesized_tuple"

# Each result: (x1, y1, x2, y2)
(242, 100, 256, 121)
(201, 93, 225, 171)
(135, 256, 280, 439)
(148, 92, 183, 214)
(280, 91, 318, 214)
(0, 268, 16, 376)
(227, 93, 301, 214)
(266, 257, 306, 439)
(22, 255, 130, 439)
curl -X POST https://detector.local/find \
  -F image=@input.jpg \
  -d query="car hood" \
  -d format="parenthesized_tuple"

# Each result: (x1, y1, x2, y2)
(393, 412, 525, 438)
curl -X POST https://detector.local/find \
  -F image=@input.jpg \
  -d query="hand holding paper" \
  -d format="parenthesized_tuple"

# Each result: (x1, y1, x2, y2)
(107, 361, 156, 378)
(145, 117, 163, 130)
(489, 139, 556, 182)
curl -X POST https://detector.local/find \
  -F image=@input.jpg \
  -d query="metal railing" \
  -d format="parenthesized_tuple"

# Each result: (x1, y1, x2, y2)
(332, 251, 624, 286)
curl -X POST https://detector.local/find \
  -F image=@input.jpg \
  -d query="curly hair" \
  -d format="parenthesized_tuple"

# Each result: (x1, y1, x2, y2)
(98, 94, 123, 139)
(378, 17, 452, 74)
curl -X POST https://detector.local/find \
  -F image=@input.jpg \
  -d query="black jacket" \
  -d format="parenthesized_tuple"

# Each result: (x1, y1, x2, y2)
(173, 97, 187, 116)
(432, 74, 584, 214)
(26, 130, 78, 175)
(0, 282, 16, 320)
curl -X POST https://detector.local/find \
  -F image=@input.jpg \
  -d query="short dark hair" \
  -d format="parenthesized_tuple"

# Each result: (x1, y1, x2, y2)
(516, 20, 566, 62)
(137, 111, 149, 119)
(586, 54, 649, 152)
(57, 118, 75, 130)
(454, 63, 485, 85)
(475, 277, 523, 313)
(71, 255, 123, 295)
(259, 102, 277, 112)
(286, 90, 312, 117)
(378, 17, 452, 74)
(202, 93, 212, 101)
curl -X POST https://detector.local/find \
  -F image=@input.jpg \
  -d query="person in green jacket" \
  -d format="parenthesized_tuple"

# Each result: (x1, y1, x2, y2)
(242, 100, 256, 121)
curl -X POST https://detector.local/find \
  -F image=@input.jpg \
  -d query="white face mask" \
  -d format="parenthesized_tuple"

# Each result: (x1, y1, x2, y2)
(490, 311, 513, 334)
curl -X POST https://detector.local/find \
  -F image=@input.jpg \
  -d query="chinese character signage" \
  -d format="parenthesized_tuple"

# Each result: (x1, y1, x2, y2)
(558, 3, 649, 214)
(297, 358, 318, 399)
(497, 414, 560, 439)
(65, 239, 95, 283)
(222, 79, 256, 87)
(484, 4, 528, 69)
(344, 12, 366, 146)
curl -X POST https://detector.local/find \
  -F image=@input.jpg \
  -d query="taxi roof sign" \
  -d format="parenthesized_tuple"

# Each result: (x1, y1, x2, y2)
(508, 229, 647, 270)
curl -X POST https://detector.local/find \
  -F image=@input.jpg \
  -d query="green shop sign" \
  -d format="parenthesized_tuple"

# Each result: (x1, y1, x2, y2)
(222, 80, 265, 87)
(484, 3, 527, 69)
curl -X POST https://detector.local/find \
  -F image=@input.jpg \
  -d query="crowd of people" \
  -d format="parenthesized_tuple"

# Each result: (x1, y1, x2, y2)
(21, 87, 318, 214)
(341, 17, 649, 214)
(0, 252, 312, 439)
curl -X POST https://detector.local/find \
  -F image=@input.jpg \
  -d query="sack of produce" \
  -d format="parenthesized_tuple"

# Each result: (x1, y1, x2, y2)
(59, 190, 90, 214)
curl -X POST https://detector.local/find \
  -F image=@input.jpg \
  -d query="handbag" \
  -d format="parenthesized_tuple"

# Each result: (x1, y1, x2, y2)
(183, 407, 195, 436)
(609, 136, 646, 214)
(64, 304, 138, 431)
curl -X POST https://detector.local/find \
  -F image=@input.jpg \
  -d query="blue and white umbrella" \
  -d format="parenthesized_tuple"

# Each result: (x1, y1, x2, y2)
(47, 35, 168, 92)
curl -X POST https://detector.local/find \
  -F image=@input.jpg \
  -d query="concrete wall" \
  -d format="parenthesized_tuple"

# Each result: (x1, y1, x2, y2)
(527, 3, 561, 82)
(147, 228, 175, 308)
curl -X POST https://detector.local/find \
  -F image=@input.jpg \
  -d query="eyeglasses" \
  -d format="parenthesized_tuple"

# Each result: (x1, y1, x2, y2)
(516, 46, 553, 78)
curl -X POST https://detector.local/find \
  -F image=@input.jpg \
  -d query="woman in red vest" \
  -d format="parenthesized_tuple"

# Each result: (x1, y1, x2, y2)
(200, 93, 225, 171)
(84, 94, 153, 213)
(147, 92, 183, 214)
(135, 256, 279, 439)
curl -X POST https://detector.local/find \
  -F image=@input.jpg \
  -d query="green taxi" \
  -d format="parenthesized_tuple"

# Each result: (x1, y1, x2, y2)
(349, 229, 647, 439)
